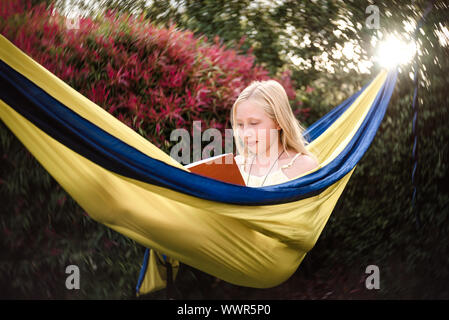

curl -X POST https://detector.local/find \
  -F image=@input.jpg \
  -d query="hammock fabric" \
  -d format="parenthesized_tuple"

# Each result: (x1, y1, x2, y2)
(0, 34, 398, 296)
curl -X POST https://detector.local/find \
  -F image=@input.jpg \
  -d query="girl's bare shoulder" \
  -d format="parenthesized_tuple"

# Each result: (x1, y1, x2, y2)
(282, 152, 319, 179)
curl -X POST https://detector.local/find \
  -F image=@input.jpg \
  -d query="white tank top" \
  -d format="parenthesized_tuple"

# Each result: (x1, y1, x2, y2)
(235, 153, 302, 187)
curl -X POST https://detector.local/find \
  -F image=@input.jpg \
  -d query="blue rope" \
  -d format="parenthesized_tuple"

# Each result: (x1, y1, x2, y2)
(411, 55, 420, 230)
(411, 0, 436, 229)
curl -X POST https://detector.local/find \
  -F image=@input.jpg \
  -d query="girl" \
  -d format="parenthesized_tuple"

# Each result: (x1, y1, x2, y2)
(231, 79, 319, 187)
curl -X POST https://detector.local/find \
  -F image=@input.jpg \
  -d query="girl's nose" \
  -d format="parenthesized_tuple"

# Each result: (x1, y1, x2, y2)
(242, 127, 256, 139)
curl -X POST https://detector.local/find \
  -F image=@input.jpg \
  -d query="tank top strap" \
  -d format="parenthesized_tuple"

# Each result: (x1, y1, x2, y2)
(280, 152, 302, 169)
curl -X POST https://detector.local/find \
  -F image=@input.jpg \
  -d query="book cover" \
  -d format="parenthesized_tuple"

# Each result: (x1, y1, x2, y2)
(185, 153, 246, 186)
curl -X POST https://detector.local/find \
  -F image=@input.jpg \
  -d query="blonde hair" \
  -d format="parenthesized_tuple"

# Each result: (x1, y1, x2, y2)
(230, 79, 317, 164)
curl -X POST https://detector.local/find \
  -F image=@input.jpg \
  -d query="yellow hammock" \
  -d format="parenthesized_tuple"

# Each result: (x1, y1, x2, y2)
(0, 34, 398, 296)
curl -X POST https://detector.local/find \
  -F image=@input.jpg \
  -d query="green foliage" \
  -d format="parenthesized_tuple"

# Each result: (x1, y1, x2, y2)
(309, 52, 449, 299)
(0, 125, 143, 299)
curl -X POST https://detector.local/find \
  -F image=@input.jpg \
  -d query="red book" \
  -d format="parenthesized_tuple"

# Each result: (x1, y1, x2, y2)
(185, 153, 246, 186)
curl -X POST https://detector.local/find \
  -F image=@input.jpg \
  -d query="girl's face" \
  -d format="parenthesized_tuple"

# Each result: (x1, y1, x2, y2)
(235, 100, 280, 157)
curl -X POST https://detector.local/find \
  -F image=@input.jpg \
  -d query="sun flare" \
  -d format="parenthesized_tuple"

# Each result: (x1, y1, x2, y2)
(374, 35, 417, 69)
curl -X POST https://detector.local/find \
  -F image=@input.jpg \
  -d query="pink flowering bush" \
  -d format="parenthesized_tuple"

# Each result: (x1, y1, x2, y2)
(0, 0, 305, 153)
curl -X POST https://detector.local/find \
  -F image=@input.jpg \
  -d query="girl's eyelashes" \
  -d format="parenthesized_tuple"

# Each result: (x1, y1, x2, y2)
(237, 122, 259, 127)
